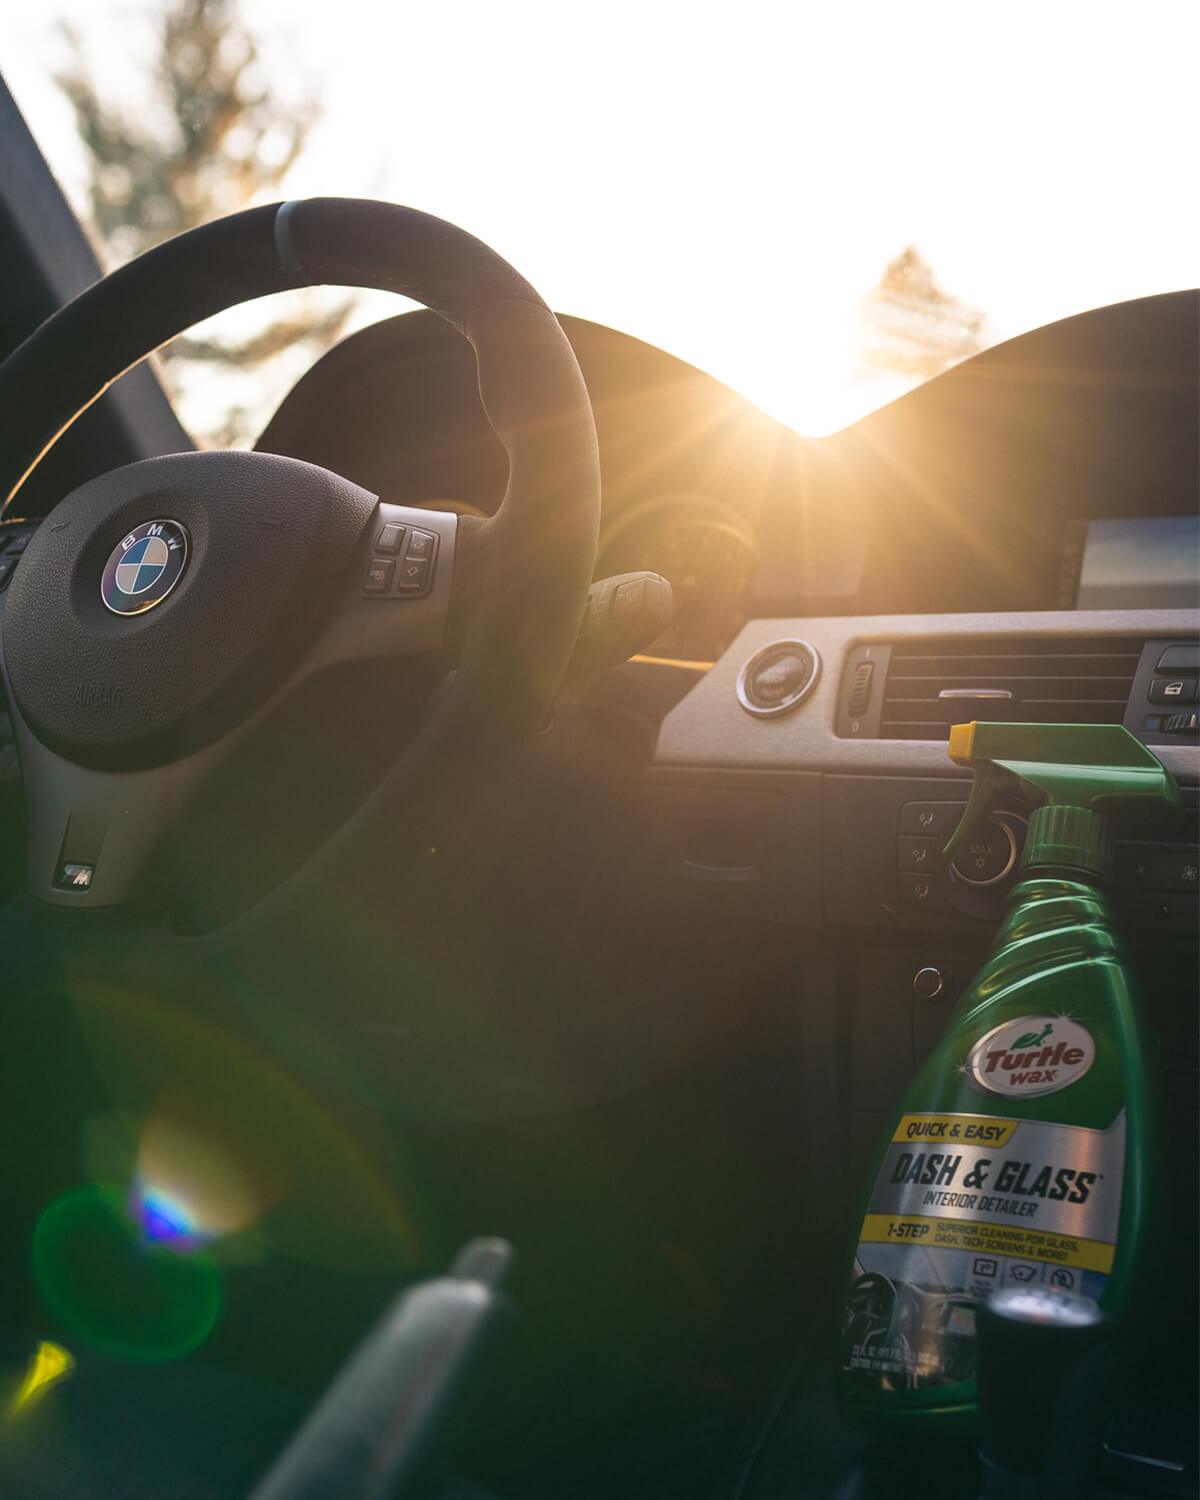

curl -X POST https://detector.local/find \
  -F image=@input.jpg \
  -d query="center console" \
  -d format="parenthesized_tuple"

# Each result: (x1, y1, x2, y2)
(644, 609, 1199, 1498)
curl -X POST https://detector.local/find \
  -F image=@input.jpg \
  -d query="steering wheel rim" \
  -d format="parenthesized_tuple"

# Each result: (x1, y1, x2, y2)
(0, 202, 603, 1500)
(0, 198, 601, 924)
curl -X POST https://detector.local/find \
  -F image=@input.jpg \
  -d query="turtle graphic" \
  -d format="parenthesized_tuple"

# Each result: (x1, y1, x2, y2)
(1011, 1023, 1053, 1049)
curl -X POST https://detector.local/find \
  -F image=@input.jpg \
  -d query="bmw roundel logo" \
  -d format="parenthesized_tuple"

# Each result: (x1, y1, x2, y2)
(101, 519, 189, 615)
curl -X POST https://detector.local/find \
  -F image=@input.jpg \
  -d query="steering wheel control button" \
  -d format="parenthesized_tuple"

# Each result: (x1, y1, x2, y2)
(376, 523, 406, 555)
(363, 558, 395, 594)
(391, 531, 438, 596)
(736, 639, 821, 717)
(397, 557, 432, 594)
(1149, 676, 1198, 705)
(100, 519, 189, 616)
(898, 801, 966, 838)
(951, 815, 1018, 888)
(404, 530, 436, 562)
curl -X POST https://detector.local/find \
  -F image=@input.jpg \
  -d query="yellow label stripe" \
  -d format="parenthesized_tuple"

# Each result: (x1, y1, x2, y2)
(891, 1113, 1019, 1148)
(859, 1214, 1116, 1273)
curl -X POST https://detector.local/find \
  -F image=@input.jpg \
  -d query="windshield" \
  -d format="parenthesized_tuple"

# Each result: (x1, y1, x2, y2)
(6, 1, 1198, 441)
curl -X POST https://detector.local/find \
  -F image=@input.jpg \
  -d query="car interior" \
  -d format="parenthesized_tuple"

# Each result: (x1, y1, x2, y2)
(0, 72, 1196, 1500)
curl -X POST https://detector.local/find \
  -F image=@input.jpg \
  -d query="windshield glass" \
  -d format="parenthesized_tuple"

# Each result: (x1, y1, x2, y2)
(6, 1, 1198, 440)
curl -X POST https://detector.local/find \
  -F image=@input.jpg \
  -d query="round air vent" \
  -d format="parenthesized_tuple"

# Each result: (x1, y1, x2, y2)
(736, 639, 821, 717)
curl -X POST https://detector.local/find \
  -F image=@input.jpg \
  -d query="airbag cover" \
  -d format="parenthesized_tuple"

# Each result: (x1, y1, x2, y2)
(2, 451, 376, 767)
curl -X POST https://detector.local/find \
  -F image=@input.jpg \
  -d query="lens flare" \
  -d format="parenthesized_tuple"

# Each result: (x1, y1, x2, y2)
(32, 1186, 220, 1362)
(66, 979, 423, 1273)
(132, 1182, 204, 1249)
(7, 1341, 75, 1416)
(128, 1103, 276, 1255)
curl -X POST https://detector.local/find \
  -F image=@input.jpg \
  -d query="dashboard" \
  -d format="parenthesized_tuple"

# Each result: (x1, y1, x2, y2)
(250, 285, 1200, 917)
(254, 291, 1198, 665)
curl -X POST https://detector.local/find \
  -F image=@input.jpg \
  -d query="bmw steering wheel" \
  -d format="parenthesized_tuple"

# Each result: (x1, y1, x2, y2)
(0, 199, 600, 1111)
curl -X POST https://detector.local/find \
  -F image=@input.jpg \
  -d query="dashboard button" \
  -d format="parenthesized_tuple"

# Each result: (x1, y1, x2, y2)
(899, 872, 948, 911)
(898, 801, 965, 838)
(376, 523, 406, 555)
(1149, 848, 1200, 894)
(898, 835, 940, 872)
(751, 652, 807, 701)
(1149, 676, 1198, 706)
(1162, 710, 1199, 734)
(363, 557, 395, 594)
(950, 816, 1018, 887)
(736, 640, 821, 717)
(1156, 645, 1200, 673)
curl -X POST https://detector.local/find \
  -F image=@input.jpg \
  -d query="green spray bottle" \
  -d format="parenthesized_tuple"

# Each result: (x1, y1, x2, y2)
(838, 721, 1183, 1430)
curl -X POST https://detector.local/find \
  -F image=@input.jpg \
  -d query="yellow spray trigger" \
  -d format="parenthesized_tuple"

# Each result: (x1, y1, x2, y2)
(947, 722, 976, 764)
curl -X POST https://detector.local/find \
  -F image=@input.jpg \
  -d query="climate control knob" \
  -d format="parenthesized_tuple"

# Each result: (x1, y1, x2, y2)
(951, 814, 1019, 888)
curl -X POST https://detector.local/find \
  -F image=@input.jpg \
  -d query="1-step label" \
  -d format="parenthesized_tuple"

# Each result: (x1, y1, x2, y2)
(841, 1110, 1124, 1389)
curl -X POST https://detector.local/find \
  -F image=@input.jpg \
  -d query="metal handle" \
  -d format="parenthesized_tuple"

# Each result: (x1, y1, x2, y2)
(938, 688, 1013, 700)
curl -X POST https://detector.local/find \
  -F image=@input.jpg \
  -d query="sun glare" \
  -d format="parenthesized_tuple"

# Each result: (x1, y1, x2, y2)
(3, 1, 1198, 437)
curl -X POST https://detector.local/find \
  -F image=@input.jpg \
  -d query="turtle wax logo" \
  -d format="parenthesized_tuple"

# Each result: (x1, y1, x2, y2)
(964, 1016, 1095, 1098)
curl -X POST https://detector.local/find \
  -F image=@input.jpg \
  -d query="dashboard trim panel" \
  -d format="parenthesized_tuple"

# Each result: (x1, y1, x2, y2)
(655, 609, 1200, 781)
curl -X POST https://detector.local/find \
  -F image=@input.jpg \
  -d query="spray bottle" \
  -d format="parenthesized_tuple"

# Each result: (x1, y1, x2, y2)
(838, 722, 1182, 1429)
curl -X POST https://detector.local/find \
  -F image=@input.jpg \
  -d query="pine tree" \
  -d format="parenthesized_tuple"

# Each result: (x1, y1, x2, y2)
(858, 247, 984, 378)
(55, 0, 352, 444)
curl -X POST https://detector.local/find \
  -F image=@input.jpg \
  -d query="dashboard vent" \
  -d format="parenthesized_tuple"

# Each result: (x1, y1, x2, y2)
(880, 636, 1143, 740)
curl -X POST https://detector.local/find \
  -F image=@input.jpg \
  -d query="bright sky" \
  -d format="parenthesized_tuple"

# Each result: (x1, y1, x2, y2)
(4, 0, 1199, 436)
